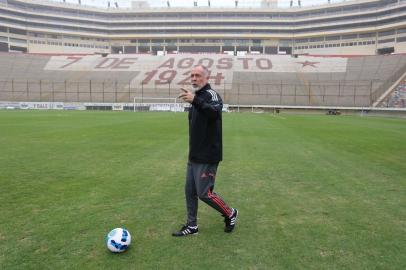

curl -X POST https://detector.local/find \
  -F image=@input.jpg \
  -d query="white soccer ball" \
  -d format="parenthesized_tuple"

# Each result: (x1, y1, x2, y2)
(106, 228, 131, 253)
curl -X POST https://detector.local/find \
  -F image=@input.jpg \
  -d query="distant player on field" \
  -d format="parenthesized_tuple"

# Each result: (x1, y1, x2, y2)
(172, 64, 238, 237)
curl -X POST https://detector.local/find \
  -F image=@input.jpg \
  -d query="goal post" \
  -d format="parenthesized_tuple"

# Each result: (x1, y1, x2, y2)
(132, 97, 184, 112)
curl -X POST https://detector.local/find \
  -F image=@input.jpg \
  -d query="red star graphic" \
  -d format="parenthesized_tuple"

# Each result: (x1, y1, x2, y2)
(296, 61, 319, 68)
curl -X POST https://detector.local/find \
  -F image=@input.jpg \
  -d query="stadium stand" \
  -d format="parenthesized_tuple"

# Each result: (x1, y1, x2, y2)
(229, 55, 406, 106)
(0, 0, 406, 109)
(0, 0, 406, 55)
(380, 80, 406, 107)
(0, 52, 405, 107)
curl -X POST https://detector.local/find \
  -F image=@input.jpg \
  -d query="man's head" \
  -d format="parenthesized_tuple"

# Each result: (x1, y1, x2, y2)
(191, 65, 209, 91)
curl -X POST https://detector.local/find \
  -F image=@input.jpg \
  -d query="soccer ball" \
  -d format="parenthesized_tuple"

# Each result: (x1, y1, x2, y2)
(106, 228, 131, 253)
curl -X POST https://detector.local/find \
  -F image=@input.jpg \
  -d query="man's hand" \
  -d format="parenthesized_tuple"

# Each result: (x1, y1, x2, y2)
(178, 88, 195, 103)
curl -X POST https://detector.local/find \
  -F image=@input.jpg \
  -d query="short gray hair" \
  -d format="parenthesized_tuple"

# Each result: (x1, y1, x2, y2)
(193, 64, 209, 77)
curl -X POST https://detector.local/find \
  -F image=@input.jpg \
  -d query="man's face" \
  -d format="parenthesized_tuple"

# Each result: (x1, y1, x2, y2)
(191, 66, 208, 91)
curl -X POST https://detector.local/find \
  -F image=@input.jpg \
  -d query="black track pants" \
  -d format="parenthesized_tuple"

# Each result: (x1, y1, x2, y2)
(185, 161, 233, 226)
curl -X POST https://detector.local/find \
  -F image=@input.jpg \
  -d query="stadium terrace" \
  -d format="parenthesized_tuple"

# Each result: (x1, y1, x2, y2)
(0, 0, 405, 55)
(0, 0, 405, 112)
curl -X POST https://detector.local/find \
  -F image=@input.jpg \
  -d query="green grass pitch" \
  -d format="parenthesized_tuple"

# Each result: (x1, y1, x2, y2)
(0, 110, 405, 269)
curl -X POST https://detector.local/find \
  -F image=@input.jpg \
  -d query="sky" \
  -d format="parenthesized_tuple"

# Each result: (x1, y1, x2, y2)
(48, 0, 347, 9)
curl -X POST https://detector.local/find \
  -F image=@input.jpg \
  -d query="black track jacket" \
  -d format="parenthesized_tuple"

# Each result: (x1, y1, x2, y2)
(188, 83, 223, 164)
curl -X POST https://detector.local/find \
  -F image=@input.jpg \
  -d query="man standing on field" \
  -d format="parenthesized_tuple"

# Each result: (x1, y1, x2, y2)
(172, 64, 238, 237)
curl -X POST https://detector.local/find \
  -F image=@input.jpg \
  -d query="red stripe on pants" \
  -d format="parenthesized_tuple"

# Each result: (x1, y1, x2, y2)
(208, 189, 232, 217)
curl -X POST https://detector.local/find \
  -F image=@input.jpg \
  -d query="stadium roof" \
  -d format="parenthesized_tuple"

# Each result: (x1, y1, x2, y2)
(48, 0, 348, 9)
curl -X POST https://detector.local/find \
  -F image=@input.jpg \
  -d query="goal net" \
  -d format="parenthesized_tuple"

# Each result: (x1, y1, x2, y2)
(132, 97, 185, 112)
